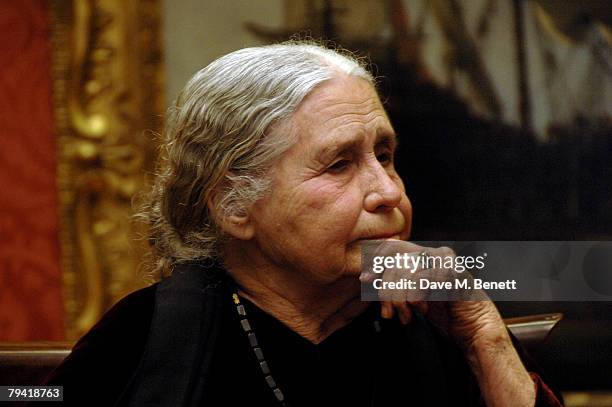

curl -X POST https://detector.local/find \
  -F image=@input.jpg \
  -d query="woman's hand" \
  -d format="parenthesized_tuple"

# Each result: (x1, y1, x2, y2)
(374, 242, 537, 407)
(378, 244, 506, 349)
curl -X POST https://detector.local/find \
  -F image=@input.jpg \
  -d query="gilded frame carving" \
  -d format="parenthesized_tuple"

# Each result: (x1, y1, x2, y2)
(50, 0, 164, 339)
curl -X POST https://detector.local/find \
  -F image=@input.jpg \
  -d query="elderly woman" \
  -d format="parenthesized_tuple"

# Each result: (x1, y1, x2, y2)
(44, 42, 562, 406)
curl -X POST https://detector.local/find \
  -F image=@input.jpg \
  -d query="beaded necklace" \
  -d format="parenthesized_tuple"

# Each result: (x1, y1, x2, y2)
(231, 291, 383, 406)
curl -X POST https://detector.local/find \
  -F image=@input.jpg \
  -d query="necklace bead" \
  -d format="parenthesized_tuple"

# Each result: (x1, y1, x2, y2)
(232, 291, 289, 406)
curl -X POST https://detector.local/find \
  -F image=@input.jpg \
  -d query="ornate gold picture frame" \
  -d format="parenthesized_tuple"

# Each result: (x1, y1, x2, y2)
(50, 0, 165, 339)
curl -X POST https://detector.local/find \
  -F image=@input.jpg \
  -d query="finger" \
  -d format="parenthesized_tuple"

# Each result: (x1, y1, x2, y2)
(381, 301, 394, 319)
(392, 301, 413, 325)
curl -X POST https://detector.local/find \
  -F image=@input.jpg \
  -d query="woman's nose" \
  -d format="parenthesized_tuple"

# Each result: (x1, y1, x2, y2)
(363, 161, 402, 213)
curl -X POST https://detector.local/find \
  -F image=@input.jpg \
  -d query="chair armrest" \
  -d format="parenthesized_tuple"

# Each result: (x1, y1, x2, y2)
(505, 313, 563, 347)
(0, 342, 72, 385)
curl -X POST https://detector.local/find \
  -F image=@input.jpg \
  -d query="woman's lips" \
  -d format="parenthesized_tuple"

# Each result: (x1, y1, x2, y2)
(357, 234, 401, 241)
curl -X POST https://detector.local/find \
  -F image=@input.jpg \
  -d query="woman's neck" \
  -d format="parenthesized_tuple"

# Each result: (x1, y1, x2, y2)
(223, 248, 368, 344)
(238, 281, 368, 344)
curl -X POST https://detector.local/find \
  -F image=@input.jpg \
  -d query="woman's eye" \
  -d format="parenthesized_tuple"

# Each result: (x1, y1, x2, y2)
(327, 159, 351, 173)
(377, 152, 392, 165)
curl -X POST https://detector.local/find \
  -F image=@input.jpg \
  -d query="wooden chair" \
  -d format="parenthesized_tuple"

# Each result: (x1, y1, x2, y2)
(0, 342, 71, 386)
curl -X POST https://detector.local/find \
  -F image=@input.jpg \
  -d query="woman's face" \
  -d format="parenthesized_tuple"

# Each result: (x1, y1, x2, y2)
(248, 75, 412, 285)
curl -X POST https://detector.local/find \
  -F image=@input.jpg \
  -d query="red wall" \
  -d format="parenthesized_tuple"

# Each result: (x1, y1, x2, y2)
(0, 0, 64, 341)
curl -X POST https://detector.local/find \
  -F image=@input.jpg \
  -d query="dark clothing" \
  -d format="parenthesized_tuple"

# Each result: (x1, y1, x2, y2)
(39, 262, 562, 406)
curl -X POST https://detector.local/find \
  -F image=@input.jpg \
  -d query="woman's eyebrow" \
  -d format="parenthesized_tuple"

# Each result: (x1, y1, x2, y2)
(375, 131, 399, 151)
(314, 133, 365, 162)
(315, 130, 398, 162)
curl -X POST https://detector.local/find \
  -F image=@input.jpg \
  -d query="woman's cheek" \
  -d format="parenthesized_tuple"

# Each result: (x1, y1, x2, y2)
(302, 178, 350, 210)
(399, 195, 413, 239)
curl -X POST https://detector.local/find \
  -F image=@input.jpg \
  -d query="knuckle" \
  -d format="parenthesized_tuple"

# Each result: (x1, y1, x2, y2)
(439, 246, 456, 257)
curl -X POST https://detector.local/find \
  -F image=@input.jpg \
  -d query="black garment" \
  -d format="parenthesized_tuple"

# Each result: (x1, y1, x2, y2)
(39, 263, 484, 406)
(203, 295, 481, 406)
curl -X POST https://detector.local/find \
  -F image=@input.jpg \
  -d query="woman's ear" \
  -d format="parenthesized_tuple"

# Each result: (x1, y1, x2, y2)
(207, 190, 255, 241)
(218, 213, 255, 241)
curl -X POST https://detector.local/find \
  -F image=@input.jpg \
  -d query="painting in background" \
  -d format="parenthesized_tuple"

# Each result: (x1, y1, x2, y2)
(242, 0, 612, 241)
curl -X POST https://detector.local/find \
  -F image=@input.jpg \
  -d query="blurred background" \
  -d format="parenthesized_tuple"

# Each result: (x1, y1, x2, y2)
(0, 0, 611, 404)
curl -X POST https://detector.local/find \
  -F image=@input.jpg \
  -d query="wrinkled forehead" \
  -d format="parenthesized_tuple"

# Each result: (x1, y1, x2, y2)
(288, 76, 394, 147)
(295, 75, 385, 115)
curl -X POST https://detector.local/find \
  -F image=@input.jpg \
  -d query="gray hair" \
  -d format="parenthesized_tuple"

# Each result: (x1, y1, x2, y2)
(140, 41, 375, 279)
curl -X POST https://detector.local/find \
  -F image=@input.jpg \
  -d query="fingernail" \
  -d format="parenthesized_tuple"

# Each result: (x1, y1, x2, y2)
(381, 304, 391, 319)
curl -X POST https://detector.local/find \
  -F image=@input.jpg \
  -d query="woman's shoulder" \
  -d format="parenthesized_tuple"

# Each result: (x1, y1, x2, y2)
(42, 283, 159, 405)
(71, 283, 159, 353)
